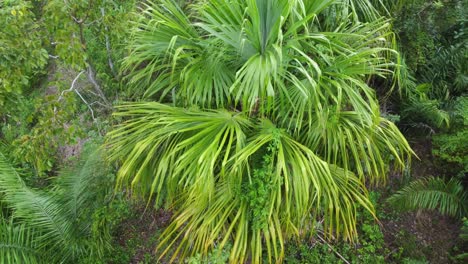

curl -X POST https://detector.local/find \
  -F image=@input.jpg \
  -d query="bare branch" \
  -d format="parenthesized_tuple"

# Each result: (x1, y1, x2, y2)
(86, 66, 111, 107)
(316, 233, 351, 264)
(58, 70, 85, 101)
(74, 89, 96, 121)
(89, 101, 110, 108)
(56, 70, 97, 121)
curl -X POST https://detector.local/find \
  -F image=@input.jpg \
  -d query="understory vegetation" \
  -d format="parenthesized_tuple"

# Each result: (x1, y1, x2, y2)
(0, 0, 466, 263)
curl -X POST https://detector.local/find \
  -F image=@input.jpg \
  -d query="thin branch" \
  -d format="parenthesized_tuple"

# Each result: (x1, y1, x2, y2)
(84, 18, 103, 27)
(63, 0, 112, 108)
(58, 70, 85, 101)
(56, 70, 96, 122)
(316, 234, 351, 264)
(86, 66, 111, 107)
(89, 101, 110, 108)
(74, 89, 96, 122)
(100, 7, 117, 78)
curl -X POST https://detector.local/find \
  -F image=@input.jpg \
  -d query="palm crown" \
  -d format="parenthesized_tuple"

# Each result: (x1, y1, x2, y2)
(108, 0, 413, 262)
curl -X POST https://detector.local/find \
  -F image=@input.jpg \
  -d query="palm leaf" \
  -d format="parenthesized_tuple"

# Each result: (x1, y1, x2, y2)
(112, 0, 414, 262)
(388, 177, 468, 218)
(0, 152, 88, 261)
(0, 218, 39, 264)
(0, 146, 110, 262)
(108, 104, 375, 262)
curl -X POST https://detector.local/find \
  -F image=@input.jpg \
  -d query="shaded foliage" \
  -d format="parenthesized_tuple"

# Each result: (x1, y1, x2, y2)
(0, 143, 114, 263)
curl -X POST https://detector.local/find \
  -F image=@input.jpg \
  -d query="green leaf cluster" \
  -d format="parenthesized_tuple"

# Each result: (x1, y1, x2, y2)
(0, 0, 48, 106)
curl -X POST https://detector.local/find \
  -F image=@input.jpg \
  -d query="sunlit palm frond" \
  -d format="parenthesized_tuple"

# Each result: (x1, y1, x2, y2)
(123, 0, 200, 99)
(107, 102, 252, 204)
(113, 0, 413, 262)
(124, 0, 398, 116)
(145, 117, 374, 263)
(301, 111, 412, 184)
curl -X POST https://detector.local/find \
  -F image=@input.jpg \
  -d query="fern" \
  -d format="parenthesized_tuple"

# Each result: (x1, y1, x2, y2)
(388, 177, 468, 218)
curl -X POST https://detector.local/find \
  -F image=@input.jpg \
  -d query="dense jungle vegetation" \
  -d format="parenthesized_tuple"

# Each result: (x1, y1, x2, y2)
(0, 0, 466, 263)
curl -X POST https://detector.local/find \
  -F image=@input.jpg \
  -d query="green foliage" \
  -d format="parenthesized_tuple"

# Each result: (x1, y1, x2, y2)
(5, 0, 464, 263)
(109, 103, 383, 262)
(108, 0, 414, 262)
(283, 191, 389, 263)
(421, 43, 467, 99)
(92, 197, 131, 239)
(0, 1, 136, 175)
(43, 0, 135, 81)
(432, 97, 468, 176)
(451, 217, 468, 262)
(393, 0, 465, 73)
(283, 242, 345, 264)
(388, 177, 468, 218)
(399, 82, 451, 130)
(392, 230, 430, 263)
(89, 197, 133, 264)
(0, 143, 114, 263)
(0, 217, 39, 264)
(0, 0, 48, 106)
(186, 244, 231, 264)
(242, 142, 277, 232)
(1, 77, 84, 176)
(392, 0, 466, 130)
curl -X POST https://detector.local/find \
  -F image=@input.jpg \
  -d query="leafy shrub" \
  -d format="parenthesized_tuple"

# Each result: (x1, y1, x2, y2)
(432, 97, 468, 177)
(186, 244, 231, 264)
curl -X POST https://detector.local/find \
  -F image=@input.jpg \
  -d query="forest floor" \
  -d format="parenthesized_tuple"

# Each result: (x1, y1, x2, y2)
(380, 138, 463, 263)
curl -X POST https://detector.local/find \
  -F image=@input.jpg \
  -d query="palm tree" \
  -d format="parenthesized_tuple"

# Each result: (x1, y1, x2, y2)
(108, 0, 413, 262)
(0, 145, 112, 263)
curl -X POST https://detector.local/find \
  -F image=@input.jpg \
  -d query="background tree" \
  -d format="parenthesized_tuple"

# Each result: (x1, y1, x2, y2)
(0, 0, 48, 108)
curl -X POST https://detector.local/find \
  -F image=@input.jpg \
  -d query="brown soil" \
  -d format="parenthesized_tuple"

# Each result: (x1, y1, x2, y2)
(382, 211, 461, 263)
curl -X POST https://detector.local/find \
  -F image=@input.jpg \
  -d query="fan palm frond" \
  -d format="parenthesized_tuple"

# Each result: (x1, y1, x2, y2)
(124, 0, 399, 118)
(108, 103, 375, 262)
(108, 102, 252, 202)
(302, 111, 413, 184)
(111, 0, 414, 262)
